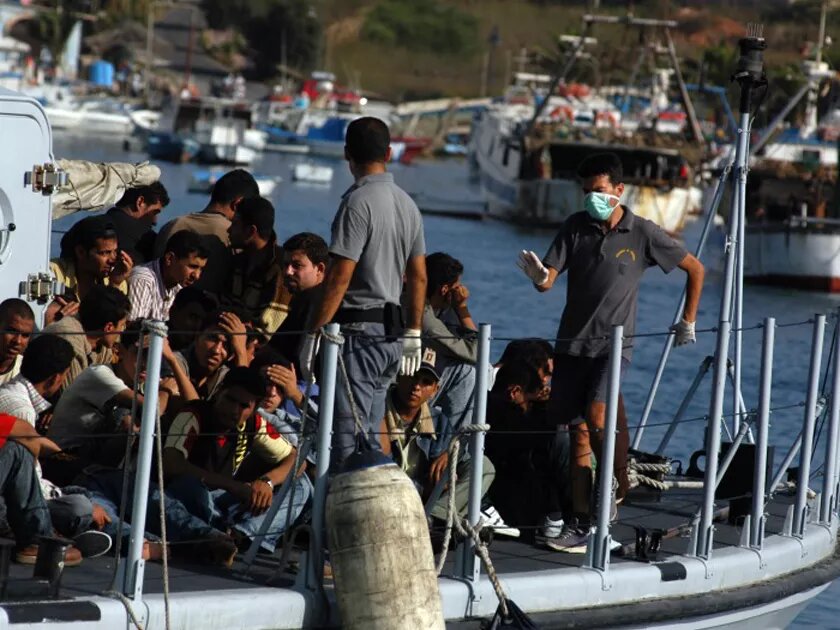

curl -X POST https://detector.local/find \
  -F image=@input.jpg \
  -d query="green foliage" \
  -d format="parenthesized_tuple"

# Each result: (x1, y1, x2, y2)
(361, 0, 479, 56)
(201, 0, 321, 77)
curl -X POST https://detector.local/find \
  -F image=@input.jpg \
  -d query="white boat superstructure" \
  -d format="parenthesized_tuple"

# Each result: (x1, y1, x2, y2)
(44, 97, 159, 135)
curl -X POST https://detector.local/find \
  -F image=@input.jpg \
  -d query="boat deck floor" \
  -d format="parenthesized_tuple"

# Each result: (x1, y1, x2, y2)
(1, 486, 799, 599)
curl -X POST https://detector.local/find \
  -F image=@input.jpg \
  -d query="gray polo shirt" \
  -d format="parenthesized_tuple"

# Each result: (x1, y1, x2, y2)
(543, 208, 687, 360)
(330, 172, 425, 309)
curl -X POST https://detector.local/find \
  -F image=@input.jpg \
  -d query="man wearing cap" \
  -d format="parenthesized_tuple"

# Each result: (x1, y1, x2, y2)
(378, 349, 506, 530)
(300, 117, 427, 467)
(517, 152, 705, 550)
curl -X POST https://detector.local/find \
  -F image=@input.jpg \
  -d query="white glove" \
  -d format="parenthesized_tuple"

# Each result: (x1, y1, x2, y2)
(400, 329, 422, 376)
(517, 250, 549, 286)
(672, 318, 696, 346)
(299, 333, 321, 382)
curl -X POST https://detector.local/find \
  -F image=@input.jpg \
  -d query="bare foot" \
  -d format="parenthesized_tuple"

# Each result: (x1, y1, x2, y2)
(142, 540, 168, 561)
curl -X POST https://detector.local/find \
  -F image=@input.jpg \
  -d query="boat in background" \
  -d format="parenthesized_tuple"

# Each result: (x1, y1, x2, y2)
(291, 162, 333, 184)
(44, 96, 160, 136)
(188, 167, 280, 196)
(742, 6, 840, 291)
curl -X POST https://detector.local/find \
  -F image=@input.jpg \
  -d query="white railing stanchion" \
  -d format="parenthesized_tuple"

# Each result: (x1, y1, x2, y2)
(123, 320, 167, 600)
(750, 318, 774, 547)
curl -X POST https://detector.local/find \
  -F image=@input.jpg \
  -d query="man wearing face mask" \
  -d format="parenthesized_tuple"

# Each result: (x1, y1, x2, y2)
(517, 152, 705, 552)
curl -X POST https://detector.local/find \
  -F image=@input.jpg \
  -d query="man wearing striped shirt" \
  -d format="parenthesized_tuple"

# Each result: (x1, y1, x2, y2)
(128, 230, 208, 322)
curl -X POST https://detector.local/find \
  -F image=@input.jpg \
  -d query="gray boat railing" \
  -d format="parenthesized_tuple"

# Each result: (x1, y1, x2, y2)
(20, 308, 838, 616)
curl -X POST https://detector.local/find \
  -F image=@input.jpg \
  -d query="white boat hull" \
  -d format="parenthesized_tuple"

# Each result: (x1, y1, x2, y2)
(199, 144, 257, 166)
(292, 163, 333, 184)
(744, 223, 840, 291)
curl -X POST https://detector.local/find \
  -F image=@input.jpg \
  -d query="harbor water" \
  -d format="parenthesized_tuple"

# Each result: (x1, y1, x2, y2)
(51, 136, 840, 628)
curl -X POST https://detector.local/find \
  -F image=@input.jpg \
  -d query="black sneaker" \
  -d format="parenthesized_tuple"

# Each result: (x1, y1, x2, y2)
(545, 521, 589, 554)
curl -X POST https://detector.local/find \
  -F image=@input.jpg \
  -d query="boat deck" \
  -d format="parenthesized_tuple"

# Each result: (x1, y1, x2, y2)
(0, 485, 798, 599)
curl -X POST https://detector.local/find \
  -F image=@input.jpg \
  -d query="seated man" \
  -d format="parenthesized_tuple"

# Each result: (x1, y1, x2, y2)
(378, 352, 506, 533)
(42, 285, 131, 392)
(173, 310, 251, 401)
(106, 181, 170, 264)
(47, 216, 132, 323)
(162, 367, 311, 554)
(270, 231, 328, 369)
(485, 358, 571, 548)
(48, 322, 181, 472)
(411, 252, 479, 430)
(225, 196, 291, 335)
(0, 299, 35, 386)
(0, 413, 82, 566)
(128, 230, 208, 322)
(167, 286, 219, 352)
(0, 335, 112, 555)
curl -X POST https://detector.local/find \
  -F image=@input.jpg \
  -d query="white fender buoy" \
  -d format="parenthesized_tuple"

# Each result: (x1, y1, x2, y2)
(326, 461, 445, 629)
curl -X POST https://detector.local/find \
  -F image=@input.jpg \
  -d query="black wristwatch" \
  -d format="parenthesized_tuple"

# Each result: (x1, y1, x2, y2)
(258, 475, 273, 489)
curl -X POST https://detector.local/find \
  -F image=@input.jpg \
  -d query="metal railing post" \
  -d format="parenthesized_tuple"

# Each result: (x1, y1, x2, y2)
(632, 157, 731, 450)
(590, 325, 622, 572)
(821, 319, 840, 524)
(794, 314, 826, 537)
(750, 318, 774, 547)
(308, 323, 340, 590)
(655, 356, 713, 455)
(123, 320, 167, 600)
(461, 323, 491, 582)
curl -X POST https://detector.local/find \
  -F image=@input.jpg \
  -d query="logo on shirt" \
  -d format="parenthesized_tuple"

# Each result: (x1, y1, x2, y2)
(615, 248, 637, 261)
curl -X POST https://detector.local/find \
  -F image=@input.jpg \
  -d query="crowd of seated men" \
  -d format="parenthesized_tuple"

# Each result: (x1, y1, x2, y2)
(0, 168, 595, 571)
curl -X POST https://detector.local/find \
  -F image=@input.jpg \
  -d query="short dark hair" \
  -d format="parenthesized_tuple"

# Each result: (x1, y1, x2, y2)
(492, 359, 543, 395)
(497, 339, 551, 373)
(426, 252, 464, 297)
(170, 286, 218, 315)
(345, 117, 390, 163)
(163, 230, 209, 260)
(251, 345, 292, 372)
(210, 169, 259, 205)
(116, 181, 170, 210)
(0, 298, 34, 325)
(235, 197, 274, 240)
(61, 216, 119, 259)
(118, 320, 144, 350)
(577, 152, 623, 183)
(78, 285, 131, 332)
(20, 335, 74, 383)
(220, 366, 266, 398)
(281, 232, 328, 266)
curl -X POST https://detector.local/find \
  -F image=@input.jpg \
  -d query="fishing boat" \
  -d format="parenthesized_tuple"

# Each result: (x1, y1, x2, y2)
(2, 29, 840, 629)
(468, 16, 708, 233)
(44, 96, 160, 136)
(741, 4, 840, 291)
(291, 163, 333, 185)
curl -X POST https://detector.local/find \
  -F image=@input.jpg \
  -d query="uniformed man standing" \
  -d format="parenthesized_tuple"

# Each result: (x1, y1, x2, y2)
(518, 152, 705, 552)
(301, 117, 427, 468)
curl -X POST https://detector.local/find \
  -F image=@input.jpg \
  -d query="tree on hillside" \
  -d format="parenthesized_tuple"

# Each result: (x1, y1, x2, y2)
(201, 0, 320, 77)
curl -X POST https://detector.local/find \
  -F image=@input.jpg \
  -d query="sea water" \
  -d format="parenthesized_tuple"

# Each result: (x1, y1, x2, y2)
(52, 136, 840, 628)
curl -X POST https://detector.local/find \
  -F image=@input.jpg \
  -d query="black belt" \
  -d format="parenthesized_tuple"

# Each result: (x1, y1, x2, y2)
(333, 307, 385, 325)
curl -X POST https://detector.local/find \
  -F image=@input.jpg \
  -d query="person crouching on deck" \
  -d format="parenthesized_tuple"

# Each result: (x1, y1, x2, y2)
(517, 152, 705, 552)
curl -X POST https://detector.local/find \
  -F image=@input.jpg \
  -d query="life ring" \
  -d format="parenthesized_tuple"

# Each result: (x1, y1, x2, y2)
(596, 111, 618, 128)
(550, 105, 574, 122)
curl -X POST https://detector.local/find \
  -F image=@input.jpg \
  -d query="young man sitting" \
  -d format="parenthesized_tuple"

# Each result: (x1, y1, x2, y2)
(0, 414, 82, 566)
(0, 335, 112, 556)
(162, 367, 311, 554)
(166, 287, 219, 353)
(378, 351, 511, 535)
(42, 285, 131, 393)
(48, 323, 183, 472)
(47, 216, 132, 324)
(128, 229, 208, 322)
(0, 299, 35, 386)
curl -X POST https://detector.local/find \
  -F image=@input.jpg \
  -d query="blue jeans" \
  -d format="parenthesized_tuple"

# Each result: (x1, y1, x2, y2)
(0, 442, 51, 547)
(48, 493, 93, 538)
(81, 470, 221, 549)
(333, 322, 401, 467)
(431, 359, 477, 431)
(166, 474, 312, 552)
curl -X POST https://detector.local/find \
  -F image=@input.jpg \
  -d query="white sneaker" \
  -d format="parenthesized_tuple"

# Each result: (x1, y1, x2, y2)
(542, 516, 565, 540)
(480, 505, 520, 538)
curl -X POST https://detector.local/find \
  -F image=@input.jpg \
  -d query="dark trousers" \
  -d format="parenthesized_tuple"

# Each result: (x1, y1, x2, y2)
(0, 442, 52, 547)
